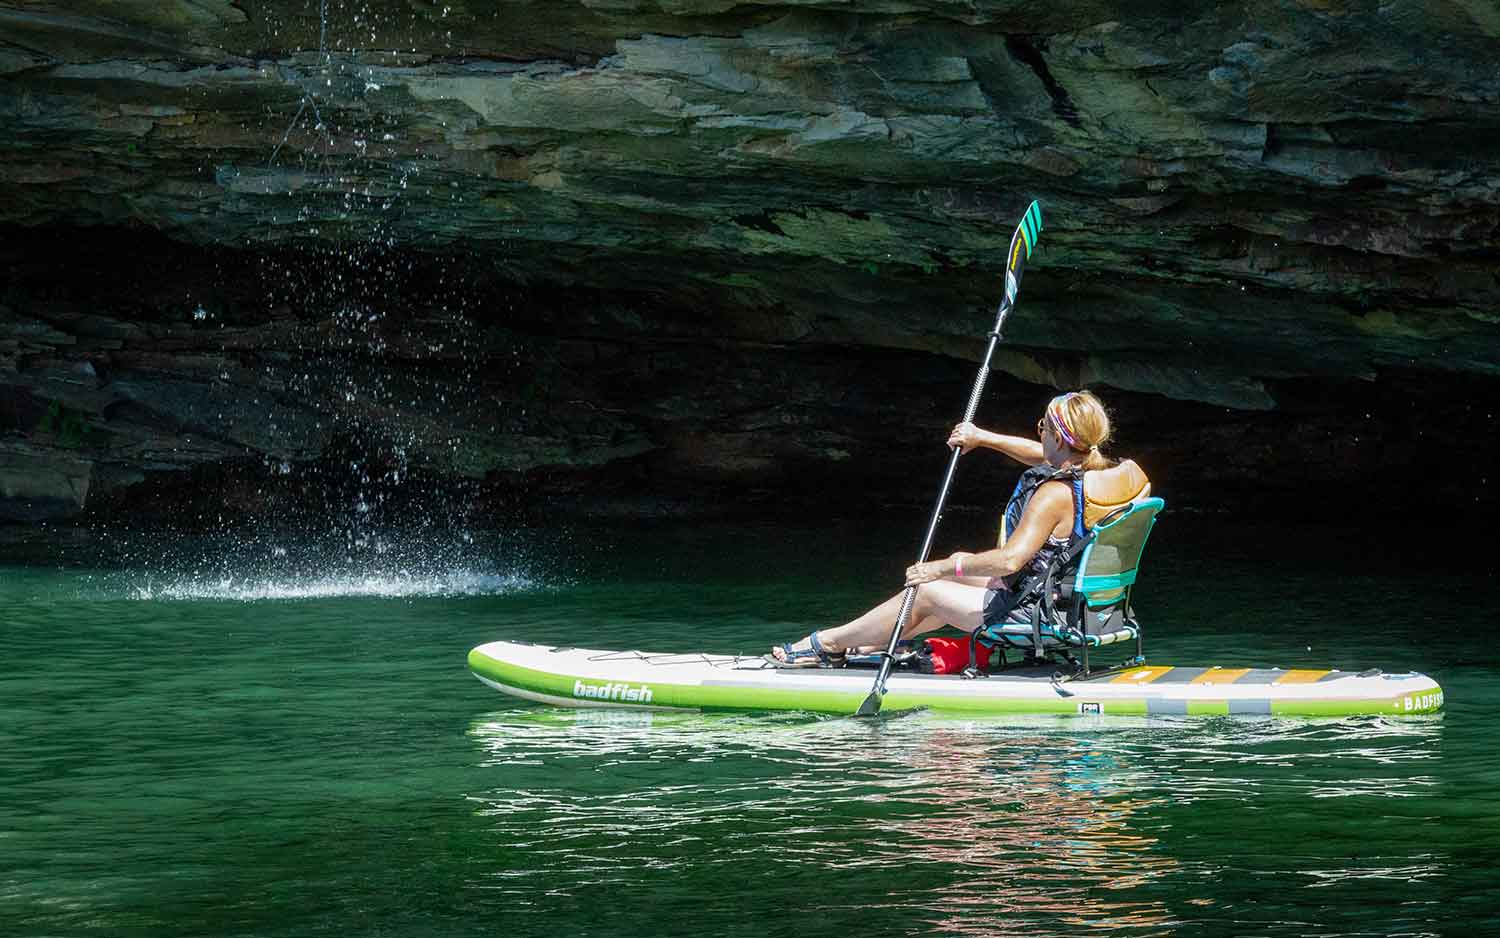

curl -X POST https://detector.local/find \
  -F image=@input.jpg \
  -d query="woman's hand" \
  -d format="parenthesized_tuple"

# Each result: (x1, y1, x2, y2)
(905, 560, 947, 586)
(948, 422, 983, 453)
(906, 551, 978, 585)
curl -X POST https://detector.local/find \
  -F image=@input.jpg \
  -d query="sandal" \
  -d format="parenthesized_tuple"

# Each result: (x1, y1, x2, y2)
(768, 630, 845, 669)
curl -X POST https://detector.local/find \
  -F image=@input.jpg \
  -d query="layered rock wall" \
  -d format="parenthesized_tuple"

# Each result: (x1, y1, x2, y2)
(2, 1, 1498, 524)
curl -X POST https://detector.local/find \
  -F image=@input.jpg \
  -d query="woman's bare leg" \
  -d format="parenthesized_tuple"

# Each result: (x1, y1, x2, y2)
(845, 615, 944, 655)
(772, 581, 988, 661)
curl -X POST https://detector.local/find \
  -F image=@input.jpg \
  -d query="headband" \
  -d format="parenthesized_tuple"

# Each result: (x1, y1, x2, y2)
(1045, 393, 1083, 450)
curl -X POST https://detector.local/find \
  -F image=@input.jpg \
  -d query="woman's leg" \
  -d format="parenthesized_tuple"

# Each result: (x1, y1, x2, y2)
(772, 581, 988, 661)
(843, 614, 945, 656)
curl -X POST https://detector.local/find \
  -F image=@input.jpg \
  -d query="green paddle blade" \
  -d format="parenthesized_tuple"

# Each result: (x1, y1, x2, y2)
(999, 200, 1043, 323)
(1018, 200, 1043, 260)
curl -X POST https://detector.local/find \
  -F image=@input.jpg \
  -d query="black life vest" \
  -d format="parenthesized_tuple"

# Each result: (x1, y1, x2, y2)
(999, 464, 1087, 593)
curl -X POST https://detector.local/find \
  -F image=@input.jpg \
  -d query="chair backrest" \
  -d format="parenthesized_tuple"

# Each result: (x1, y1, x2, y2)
(1074, 497, 1164, 609)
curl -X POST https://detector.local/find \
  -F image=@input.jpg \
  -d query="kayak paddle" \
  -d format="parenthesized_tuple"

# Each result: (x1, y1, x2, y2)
(855, 199, 1044, 718)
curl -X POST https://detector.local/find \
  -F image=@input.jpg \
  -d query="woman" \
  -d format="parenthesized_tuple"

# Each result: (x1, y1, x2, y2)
(770, 390, 1147, 667)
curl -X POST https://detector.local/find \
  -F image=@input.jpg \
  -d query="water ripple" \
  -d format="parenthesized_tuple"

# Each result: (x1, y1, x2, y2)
(462, 709, 1449, 935)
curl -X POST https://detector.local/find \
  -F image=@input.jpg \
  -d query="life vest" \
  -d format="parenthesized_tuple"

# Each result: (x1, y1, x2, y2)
(997, 464, 1086, 595)
(999, 459, 1151, 545)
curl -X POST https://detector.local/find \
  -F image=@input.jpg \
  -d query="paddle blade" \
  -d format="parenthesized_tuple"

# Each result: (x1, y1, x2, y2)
(1017, 200, 1043, 262)
(856, 688, 884, 717)
(997, 199, 1043, 329)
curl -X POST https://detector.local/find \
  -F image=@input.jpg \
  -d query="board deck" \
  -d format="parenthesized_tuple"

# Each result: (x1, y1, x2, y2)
(468, 641, 1445, 718)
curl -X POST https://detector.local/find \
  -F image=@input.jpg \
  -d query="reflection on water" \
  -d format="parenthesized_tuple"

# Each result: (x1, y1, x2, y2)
(890, 729, 1177, 935)
(465, 709, 1445, 935)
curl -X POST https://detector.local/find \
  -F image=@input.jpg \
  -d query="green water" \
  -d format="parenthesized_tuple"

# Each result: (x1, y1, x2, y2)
(3, 519, 1497, 937)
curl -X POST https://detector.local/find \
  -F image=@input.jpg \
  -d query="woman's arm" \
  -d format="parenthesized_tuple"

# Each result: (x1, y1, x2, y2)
(905, 482, 1072, 584)
(948, 422, 1045, 466)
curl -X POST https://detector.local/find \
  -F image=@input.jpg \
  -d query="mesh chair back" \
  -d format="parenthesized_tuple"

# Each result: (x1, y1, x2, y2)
(1075, 498, 1163, 609)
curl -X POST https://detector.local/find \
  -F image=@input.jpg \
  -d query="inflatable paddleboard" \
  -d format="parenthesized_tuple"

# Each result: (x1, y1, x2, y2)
(468, 641, 1445, 717)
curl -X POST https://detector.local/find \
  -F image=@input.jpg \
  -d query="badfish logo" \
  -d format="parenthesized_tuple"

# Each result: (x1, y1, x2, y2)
(1403, 691, 1442, 712)
(573, 680, 654, 703)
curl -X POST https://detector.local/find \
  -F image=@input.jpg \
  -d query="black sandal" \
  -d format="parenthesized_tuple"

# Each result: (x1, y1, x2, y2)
(768, 630, 845, 669)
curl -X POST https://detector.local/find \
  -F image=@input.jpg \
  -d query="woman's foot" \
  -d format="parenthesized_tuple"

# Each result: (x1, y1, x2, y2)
(768, 630, 845, 668)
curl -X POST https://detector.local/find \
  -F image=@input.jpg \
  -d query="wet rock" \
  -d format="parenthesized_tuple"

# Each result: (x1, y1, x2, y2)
(0, 1, 1498, 524)
(0, 441, 91, 521)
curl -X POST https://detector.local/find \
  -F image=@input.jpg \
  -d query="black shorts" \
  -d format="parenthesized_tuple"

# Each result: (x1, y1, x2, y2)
(981, 582, 1036, 628)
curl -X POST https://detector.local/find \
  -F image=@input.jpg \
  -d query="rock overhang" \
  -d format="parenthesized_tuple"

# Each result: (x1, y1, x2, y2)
(2, 1, 1498, 522)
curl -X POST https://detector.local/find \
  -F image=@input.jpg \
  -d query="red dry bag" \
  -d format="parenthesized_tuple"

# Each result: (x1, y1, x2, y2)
(920, 636, 996, 674)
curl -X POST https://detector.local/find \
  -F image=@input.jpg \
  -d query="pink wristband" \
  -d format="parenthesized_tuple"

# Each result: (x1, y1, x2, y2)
(954, 556, 964, 578)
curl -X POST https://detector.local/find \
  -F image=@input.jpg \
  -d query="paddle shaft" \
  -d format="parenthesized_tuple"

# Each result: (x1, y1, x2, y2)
(863, 319, 1008, 704)
(854, 201, 1041, 718)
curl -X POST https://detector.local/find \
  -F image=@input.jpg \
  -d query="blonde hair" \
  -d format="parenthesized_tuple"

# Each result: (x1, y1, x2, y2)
(1046, 390, 1113, 471)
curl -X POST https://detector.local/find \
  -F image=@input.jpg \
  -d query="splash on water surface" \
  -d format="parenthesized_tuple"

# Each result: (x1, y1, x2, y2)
(70, 528, 566, 602)
(124, 569, 536, 602)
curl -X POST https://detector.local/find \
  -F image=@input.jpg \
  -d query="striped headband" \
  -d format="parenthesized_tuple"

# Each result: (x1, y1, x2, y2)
(1045, 393, 1083, 449)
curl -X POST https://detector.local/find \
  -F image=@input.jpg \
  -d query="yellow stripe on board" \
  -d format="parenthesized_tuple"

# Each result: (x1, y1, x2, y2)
(1191, 667, 1252, 685)
(1018, 223, 1033, 255)
(1272, 669, 1331, 685)
(1112, 666, 1173, 684)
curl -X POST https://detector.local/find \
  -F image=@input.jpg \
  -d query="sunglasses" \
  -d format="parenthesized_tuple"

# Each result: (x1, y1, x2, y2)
(1036, 417, 1050, 438)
